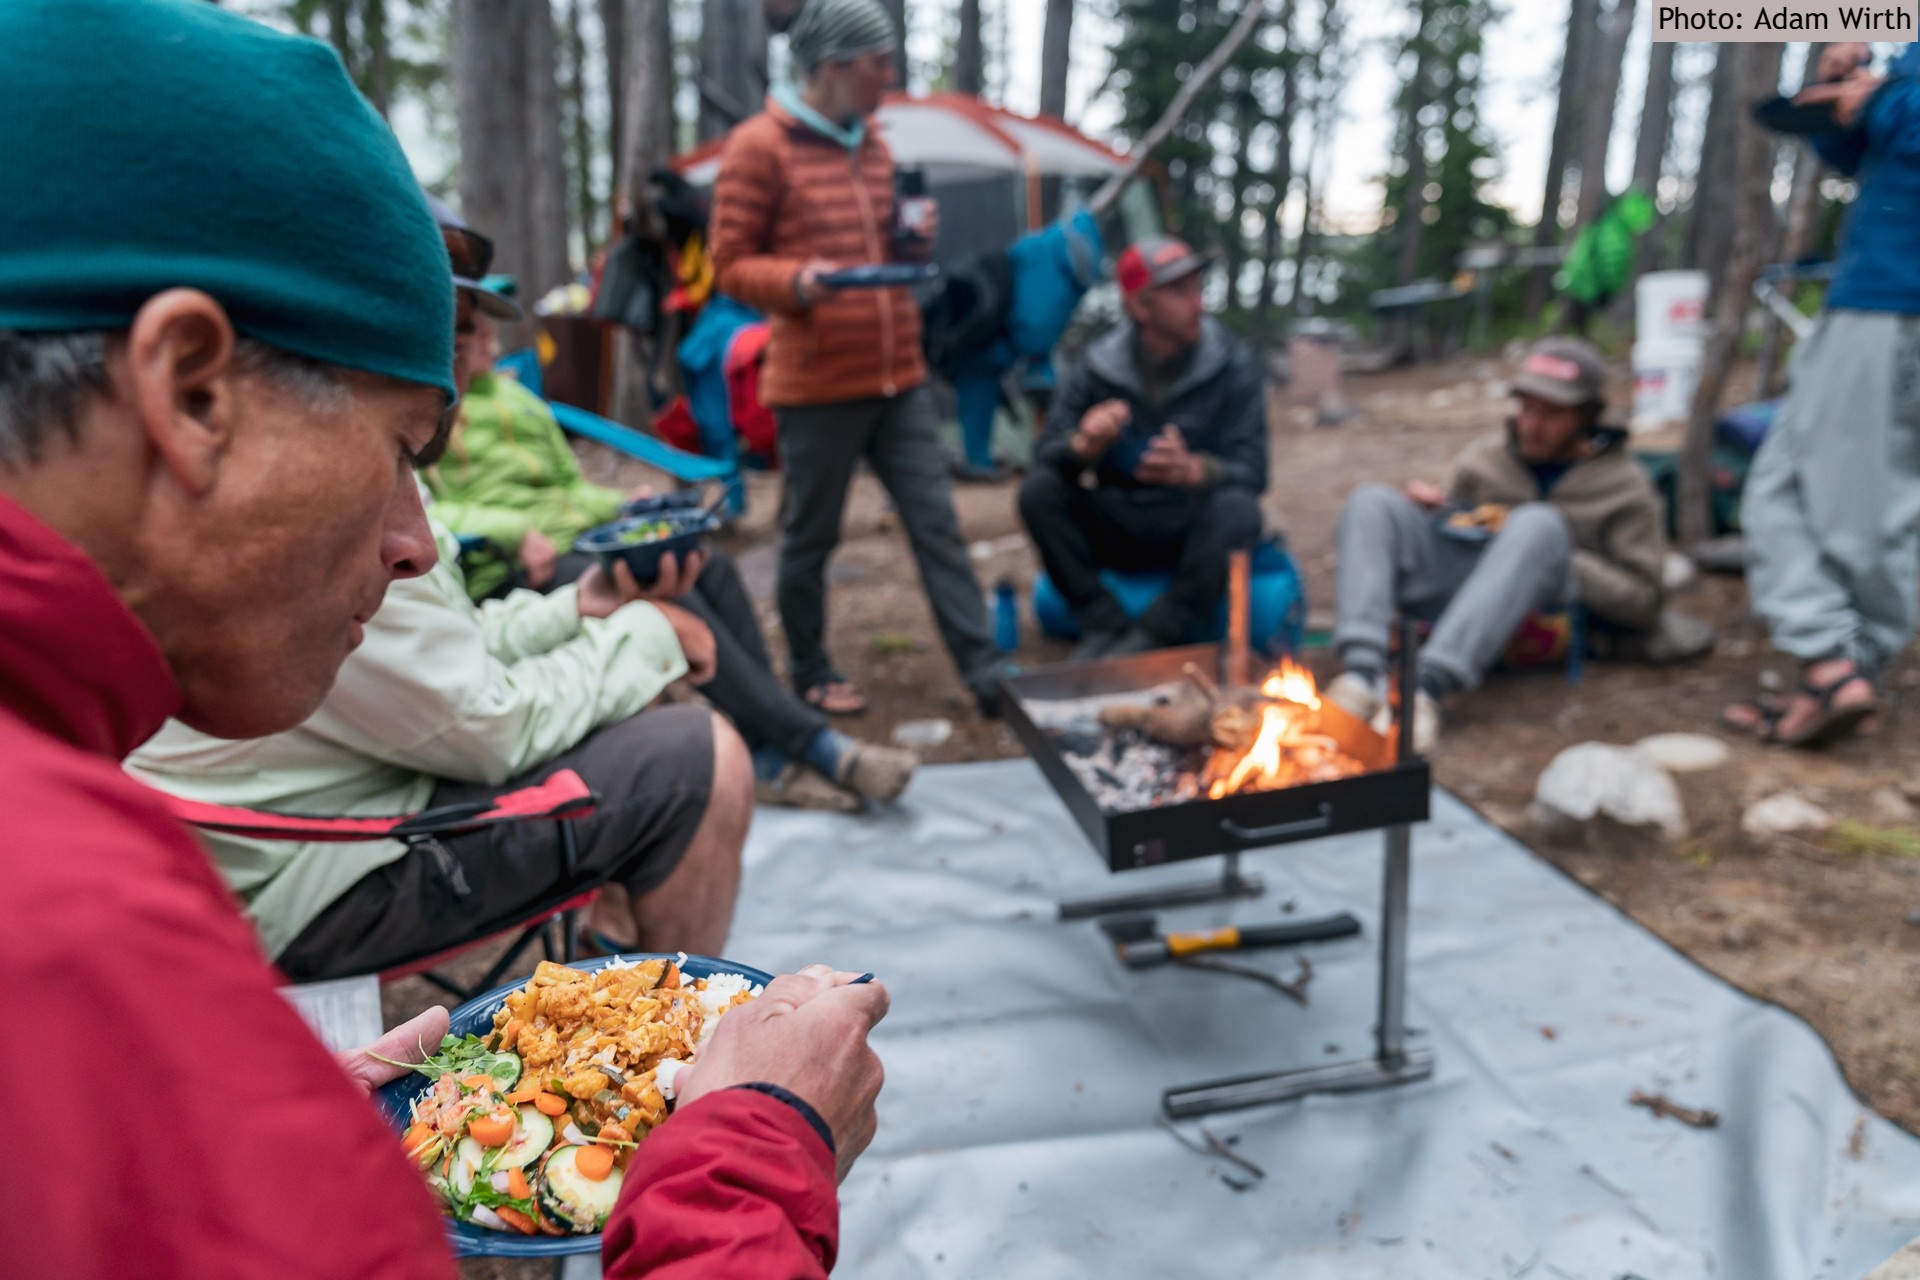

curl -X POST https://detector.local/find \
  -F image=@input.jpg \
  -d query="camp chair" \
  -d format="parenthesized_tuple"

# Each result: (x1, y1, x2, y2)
(494, 345, 747, 516)
(160, 769, 602, 1001)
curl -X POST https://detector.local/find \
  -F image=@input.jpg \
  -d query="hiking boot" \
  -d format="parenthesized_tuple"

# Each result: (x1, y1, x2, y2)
(836, 740, 919, 803)
(1325, 671, 1386, 723)
(755, 763, 862, 812)
(1370, 688, 1441, 755)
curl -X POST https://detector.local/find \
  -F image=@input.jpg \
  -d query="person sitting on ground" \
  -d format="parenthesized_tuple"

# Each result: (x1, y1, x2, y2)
(3, 2, 883, 1275)
(1325, 337, 1669, 752)
(424, 263, 916, 810)
(1019, 235, 1267, 659)
(709, 0, 1010, 717)
(129, 268, 757, 978)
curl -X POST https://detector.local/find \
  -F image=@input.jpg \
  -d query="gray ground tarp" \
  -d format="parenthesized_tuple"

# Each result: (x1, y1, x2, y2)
(609, 760, 1920, 1278)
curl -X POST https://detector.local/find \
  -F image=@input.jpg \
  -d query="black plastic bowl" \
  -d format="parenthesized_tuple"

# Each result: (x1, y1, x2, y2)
(574, 506, 720, 584)
(617, 489, 705, 518)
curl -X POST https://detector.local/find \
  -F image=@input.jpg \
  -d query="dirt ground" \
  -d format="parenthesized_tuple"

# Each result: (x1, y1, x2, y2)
(428, 349, 1920, 1278)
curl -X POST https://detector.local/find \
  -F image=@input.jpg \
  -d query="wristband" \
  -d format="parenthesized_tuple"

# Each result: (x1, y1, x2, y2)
(730, 1081, 836, 1153)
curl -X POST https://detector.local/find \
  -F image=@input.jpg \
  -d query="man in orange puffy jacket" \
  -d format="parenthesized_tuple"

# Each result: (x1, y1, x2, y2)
(709, 0, 1007, 717)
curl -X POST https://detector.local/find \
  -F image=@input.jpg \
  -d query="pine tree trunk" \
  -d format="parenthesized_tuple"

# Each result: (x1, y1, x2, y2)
(1258, 52, 1298, 328)
(1684, 45, 1740, 290)
(565, 0, 600, 260)
(453, 0, 533, 273)
(1040, 0, 1074, 118)
(361, 0, 391, 116)
(1753, 44, 1826, 394)
(953, 0, 984, 95)
(880, 0, 909, 85)
(699, 0, 768, 140)
(1523, 0, 1597, 319)
(1678, 42, 1782, 547)
(1290, 0, 1342, 315)
(324, 0, 357, 79)
(526, 0, 574, 301)
(610, 0, 679, 430)
(600, 0, 626, 190)
(1627, 36, 1676, 280)
(1574, 0, 1635, 226)
(1395, 0, 1436, 287)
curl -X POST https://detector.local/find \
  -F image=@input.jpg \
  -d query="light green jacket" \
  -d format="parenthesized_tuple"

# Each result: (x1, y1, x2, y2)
(127, 519, 688, 959)
(424, 370, 626, 597)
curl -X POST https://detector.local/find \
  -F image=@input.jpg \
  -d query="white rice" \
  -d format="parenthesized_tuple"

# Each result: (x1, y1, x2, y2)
(693, 972, 761, 1045)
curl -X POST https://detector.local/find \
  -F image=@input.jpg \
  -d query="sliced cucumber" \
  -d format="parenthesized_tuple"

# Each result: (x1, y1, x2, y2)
(499, 1104, 555, 1169)
(449, 1142, 478, 1200)
(538, 1145, 625, 1233)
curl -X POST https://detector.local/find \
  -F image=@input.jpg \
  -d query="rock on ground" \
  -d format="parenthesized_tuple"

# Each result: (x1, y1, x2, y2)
(1531, 742, 1688, 839)
(1742, 791, 1834, 837)
(1635, 732, 1731, 774)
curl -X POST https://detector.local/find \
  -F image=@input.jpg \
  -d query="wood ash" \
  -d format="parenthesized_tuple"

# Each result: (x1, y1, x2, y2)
(1018, 685, 1211, 813)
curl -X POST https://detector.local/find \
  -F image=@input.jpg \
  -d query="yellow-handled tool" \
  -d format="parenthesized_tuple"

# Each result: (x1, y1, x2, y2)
(1115, 914, 1361, 968)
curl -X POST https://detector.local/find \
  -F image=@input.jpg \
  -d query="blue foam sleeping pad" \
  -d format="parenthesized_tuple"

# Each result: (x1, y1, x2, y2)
(1031, 538, 1306, 654)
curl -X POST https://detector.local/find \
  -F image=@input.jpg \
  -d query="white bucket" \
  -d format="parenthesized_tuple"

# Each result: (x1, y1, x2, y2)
(1636, 270, 1708, 346)
(1632, 338, 1702, 431)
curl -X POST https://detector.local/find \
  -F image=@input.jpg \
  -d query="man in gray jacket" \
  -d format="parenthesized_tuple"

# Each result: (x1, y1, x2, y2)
(1327, 338, 1667, 750)
(1020, 236, 1267, 658)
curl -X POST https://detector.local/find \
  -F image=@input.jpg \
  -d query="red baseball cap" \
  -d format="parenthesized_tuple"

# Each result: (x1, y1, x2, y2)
(1115, 235, 1211, 299)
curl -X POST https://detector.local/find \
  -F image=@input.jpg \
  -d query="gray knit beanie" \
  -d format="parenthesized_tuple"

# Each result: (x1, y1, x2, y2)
(787, 0, 897, 73)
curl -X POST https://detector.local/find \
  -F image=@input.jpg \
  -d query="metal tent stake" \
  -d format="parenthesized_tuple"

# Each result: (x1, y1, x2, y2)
(1163, 619, 1435, 1119)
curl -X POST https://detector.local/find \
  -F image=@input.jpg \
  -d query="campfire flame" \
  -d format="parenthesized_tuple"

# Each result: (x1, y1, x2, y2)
(1203, 660, 1365, 800)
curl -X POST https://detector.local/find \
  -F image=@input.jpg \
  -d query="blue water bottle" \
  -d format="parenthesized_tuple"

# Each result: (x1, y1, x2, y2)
(993, 578, 1020, 653)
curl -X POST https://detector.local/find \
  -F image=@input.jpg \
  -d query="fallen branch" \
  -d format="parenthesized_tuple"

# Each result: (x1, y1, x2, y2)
(1088, 0, 1274, 216)
(1629, 1089, 1720, 1130)
(1176, 952, 1314, 1006)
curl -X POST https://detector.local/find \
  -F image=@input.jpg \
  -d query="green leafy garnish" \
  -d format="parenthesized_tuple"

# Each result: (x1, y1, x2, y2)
(372, 1033, 522, 1089)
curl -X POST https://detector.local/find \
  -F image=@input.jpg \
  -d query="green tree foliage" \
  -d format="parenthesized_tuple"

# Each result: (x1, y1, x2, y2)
(1108, 0, 1297, 308)
(1341, 0, 1508, 307)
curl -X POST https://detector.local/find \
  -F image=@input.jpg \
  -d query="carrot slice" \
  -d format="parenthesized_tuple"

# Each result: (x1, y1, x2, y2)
(574, 1142, 616, 1181)
(494, 1206, 539, 1235)
(506, 1166, 532, 1200)
(461, 1073, 496, 1092)
(505, 1081, 541, 1104)
(598, 1123, 636, 1170)
(532, 1091, 569, 1117)
(499, 1018, 524, 1050)
(468, 1110, 516, 1148)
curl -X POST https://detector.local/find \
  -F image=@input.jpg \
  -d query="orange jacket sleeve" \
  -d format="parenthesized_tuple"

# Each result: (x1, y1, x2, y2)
(709, 125, 812, 317)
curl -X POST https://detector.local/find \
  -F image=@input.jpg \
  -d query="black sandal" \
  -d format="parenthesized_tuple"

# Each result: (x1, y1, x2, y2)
(1725, 666, 1878, 748)
(803, 674, 868, 717)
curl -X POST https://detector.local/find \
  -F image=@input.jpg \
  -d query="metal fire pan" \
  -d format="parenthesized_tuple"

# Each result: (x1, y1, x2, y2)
(1001, 644, 1431, 873)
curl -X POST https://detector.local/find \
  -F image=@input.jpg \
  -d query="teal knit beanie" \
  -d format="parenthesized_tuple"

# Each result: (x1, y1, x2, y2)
(0, 0, 455, 400)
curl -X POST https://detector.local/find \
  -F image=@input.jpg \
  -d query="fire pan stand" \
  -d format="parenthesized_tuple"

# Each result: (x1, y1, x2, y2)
(1000, 623, 1435, 1118)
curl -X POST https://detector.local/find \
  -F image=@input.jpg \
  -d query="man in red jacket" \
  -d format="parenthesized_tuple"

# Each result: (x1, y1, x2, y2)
(0, 2, 885, 1277)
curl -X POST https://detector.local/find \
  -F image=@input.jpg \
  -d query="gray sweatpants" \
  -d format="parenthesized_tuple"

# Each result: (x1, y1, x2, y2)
(775, 386, 995, 695)
(1743, 310, 1920, 679)
(1334, 484, 1574, 691)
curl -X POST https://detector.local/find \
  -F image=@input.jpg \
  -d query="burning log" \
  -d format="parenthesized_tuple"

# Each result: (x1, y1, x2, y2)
(1097, 663, 1267, 750)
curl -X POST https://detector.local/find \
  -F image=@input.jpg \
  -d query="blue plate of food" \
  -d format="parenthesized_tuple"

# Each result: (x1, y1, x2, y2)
(1433, 501, 1508, 544)
(375, 953, 773, 1258)
(819, 262, 940, 290)
(574, 506, 721, 584)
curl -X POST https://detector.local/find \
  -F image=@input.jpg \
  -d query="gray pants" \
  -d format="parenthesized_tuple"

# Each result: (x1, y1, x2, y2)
(1743, 310, 1920, 678)
(1334, 484, 1574, 690)
(776, 386, 994, 695)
